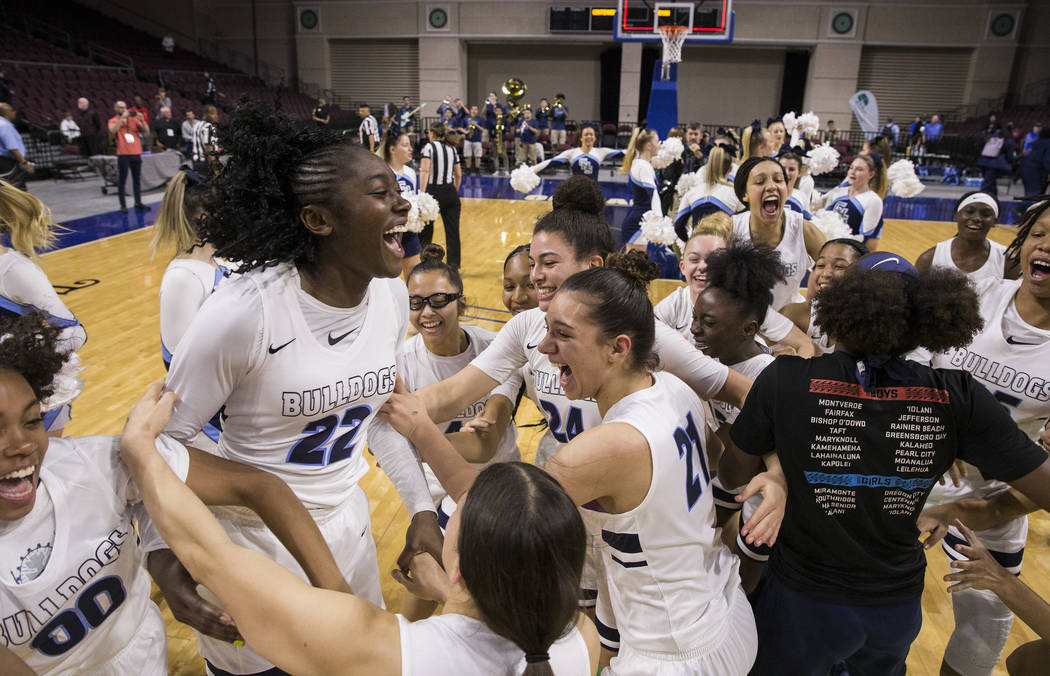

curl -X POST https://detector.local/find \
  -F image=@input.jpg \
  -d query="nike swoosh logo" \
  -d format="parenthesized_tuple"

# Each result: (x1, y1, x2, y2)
(1005, 336, 1039, 346)
(526, 341, 540, 349)
(268, 339, 295, 354)
(871, 256, 901, 269)
(676, 324, 689, 332)
(328, 329, 356, 345)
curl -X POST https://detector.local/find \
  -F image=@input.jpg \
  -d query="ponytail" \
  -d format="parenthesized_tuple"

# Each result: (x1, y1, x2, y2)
(620, 127, 657, 175)
(704, 145, 733, 190)
(0, 179, 61, 256)
(151, 170, 209, 257)
(740, 125, 767, 163)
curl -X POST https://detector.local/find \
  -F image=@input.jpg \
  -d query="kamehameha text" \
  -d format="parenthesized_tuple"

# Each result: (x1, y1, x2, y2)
(282, 366, 397, 417)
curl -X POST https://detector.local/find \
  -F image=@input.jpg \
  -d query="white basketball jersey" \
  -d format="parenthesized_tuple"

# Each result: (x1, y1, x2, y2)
(159, 258, 225, 362)
(654, 286, 694, 342)
(207, 264, 405, 510)
(599, 372, 740, 653)
(397, 614, 590, 675)
(1, 436, 188, 675)
(710, 353, 775, 427)
(399, 325, 521, 502)
(732, 210, 808, 310)
(931, 237, 1006, 285)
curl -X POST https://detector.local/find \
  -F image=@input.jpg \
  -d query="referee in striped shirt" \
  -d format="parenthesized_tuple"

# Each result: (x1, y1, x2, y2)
(358, 103, 379, 152)
(419, 122, 463, 268)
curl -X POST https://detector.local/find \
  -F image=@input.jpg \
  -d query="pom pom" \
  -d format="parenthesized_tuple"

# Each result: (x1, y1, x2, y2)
(675, 171, 703, 197)
(41, 352, 84, 412)
(810, 210, 853, 241)
(416, 191, 440, 222)
(796, 112, 820, 136)
(510, 165, 541, 194)
(639, 210, 677, 246)
(651, 137, 684, 169)
(886, 159, 925, 198)
(781, 111, 798, 135)
(806, 144, 840, 176)
(400, 190, 433, 233)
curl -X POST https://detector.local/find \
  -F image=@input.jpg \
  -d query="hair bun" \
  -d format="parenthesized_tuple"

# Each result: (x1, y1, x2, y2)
(420, 243, 446, 264)
(551, 176, 605, 216)
(606, 250, 658, 289)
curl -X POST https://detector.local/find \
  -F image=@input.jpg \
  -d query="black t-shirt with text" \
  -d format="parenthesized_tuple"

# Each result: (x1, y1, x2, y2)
(731, 351, 1046, 605)
(151, 118, 180, 150)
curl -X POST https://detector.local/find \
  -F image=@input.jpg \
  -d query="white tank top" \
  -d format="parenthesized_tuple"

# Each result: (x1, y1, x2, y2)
(599, 372, 740, 654)
(397, 613, 590, 675)
(0, 436, 188, 674)
(930, 237, 1006, 285)
(654, 285, 694, 342)
(732, 209, 809, 310)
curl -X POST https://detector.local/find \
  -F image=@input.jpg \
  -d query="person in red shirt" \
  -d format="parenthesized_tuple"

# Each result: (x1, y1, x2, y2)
(108, 100, 149, 213)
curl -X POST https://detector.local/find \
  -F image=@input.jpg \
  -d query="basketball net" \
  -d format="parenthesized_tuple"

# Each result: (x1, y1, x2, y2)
(658, 25, 688, 80)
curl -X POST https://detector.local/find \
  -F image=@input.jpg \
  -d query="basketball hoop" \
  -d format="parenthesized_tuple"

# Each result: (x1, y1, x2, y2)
(658, 25, 688, 80)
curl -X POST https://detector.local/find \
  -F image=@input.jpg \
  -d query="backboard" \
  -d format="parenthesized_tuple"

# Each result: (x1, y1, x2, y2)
(614, 0, 735, 44)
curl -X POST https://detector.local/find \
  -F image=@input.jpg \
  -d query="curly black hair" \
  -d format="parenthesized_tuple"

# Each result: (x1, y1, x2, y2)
(0, 314, 64, 401)
(1006, 199, 1050, 267)
(704, 238, 787, 321)
(198, 98, 373, 273)
(814, 266, 983, 355)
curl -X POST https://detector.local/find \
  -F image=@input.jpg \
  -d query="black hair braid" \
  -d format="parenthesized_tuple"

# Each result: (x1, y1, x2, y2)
(1006, 200, 1050, 267)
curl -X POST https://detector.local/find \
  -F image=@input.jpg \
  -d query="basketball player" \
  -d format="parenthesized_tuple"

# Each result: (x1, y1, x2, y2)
(381, 254, 788, 674)
(0, 180, 85, 434)
(731, 157, 825, 310)
(118, 389, 600, 675)
(779, 152, 813, 220)
(619, 127, 661, 249)
(0, 315, 350, 675)
(812, 155, 886, 251)
(358, 103, 379, 152)
(927, 201, 1050, 676)
(779, 238, 868, 355)
(675, 144, 744, 240)
(524, 124, 623, 181)
(381, 130, 423, 277)
(143, 102, 442, 676)
(398, 244, 521, 620)
(724, 253, 1050, 675)
(501, 244, 537, 316)
(915, 191, 1012, 283)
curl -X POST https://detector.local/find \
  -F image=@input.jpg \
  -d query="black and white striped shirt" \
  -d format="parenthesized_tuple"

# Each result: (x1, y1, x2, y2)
(358, 115, 379, 145)
(422, 141, 459, 186)
(191, 120, 217, 162)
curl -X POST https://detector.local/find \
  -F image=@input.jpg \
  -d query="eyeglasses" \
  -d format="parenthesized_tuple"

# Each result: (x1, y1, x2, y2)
(408, 292, 462, 311)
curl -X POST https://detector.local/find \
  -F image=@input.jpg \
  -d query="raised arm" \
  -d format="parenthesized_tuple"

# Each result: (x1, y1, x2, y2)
(121, 384, 401, 676)
(445, 393, 516, 463)
(801, 220, 827, 261)
(415, 364, 501, 425)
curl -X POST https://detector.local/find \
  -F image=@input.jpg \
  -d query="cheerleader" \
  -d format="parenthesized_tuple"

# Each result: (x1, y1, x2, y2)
(383, 255, 788, 674)
(398, 244, 521, 619)
(915, 191, 1011, 284)
(0, 181, 85, 434)
(0, 315, 349, 675)
(675, 144, 744, 239)
(779, 238, 868, 354)
(779, 152, 813, 220)
(145, 102, 441, 676)
(927, 202, 1050, 676)
(766, 118, 791, 157)
(740, 124, 770, 164)
(731, 157, 826, 310)
(381, 130, 423, 277)
(812, 154, 886, 251)
(619, 127, 661, 249)
(119, 396, 600, 676)
(527, 124, 623, 182)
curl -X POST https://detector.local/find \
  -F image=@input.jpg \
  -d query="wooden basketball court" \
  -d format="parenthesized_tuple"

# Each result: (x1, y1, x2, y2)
(40, 197, 1047, 675)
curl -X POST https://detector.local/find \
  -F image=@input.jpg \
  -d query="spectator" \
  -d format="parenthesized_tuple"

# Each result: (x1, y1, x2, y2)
(923, 113, 942, 147)
(155, 88, 172, 112)
(1020, 126, 1050, 198)
(180, 110, 196, 155)
(880, 117, 900, 146)
(683, 122, 705, 173)
(0, 103, 32, 190)
(161, 33, 175, 57)
(129, 95, 151, 126)
(74, 97, 103, 156)
(202, 72, 217, 105)
(1023, 122, 1043, 156)
(976, 125, 1014, 198)
(358, 103, 379, 152)
(191, 104, 219, 174)
(311, 97, 330, 127)
(0, 69, 11, 104)
(984, 112, 1001, 136)
(107, 100, 148, 213)
(151, 106, 180, 151)
(59, 112, 80, 144)
(824, 119, 839, 144)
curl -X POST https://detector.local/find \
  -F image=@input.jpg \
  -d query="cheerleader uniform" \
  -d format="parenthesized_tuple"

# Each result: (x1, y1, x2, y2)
(928, 278, 1050, 676)
(0, 435, 189, 675)
(732, 211, 810, 310)
(160, 264, 433, 675)
(930, 237, 1006, 285)
(392, 164, 422, 257)
(674, 182, 743, 240)
(399, 325, 521, 526)
(0, 250, 86, 431)
(530, 147, 624, 182)
(820, 187, 884, 242)
(784, 188, 813, 221)
(622, 159, 659, 247)
(600, 372, 756, 675)
(398, 614, 590, 675)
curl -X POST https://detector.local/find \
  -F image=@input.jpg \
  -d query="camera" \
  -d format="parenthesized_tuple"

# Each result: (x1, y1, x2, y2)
(128, 110, 138, 117)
